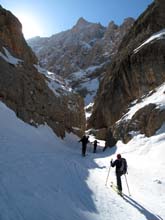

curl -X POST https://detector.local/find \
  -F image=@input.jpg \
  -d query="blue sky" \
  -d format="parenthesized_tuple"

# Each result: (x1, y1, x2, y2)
(0, 0, 153, 39)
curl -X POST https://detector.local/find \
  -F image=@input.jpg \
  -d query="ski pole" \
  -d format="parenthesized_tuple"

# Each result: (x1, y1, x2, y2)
(124, 174, 131, 196)
(105, 162, 111, 186)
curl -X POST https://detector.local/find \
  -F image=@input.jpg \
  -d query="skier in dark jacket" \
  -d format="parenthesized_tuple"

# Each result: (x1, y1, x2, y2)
(79, 135, 89, 156)
(93, 140, 99, 153)
(111, 154, 127, 194)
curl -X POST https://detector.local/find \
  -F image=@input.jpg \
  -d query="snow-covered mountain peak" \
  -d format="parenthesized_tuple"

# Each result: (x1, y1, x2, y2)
(107, 21, 118, 30)
(75, 17, 91, 27)
(122, 17, 135, 25)
(28, 17, 134, 105)
(72, 17, 105, 34)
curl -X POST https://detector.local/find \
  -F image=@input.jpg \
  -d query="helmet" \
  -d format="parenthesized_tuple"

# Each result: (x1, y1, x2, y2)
(117, 154, 121, 159)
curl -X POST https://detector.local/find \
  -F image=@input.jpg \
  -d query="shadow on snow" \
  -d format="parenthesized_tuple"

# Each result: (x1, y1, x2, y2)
(123, 194, 163, 220)
(65, 141, 117, 216)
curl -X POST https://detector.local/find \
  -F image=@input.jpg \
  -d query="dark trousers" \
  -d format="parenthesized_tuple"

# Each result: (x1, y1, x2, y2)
(93, 145, 97, 153)
(116, 172, 122, 191)
(82, 144, 87, 156)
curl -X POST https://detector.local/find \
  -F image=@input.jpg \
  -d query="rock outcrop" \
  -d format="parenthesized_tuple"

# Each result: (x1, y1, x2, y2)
(88, 0, 165, 144)
(0, 5, 37, 65)
(0, 5, 85, 138)
(113, 101, 165, 143)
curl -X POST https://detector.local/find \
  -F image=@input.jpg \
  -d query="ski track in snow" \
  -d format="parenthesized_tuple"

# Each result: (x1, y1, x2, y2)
(86, 152, 163, 220)
(0, 102, 164, 220)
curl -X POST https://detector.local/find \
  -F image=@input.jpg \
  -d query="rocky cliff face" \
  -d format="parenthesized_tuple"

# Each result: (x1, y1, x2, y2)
(0, 5, 85, 138)
(28, 18, 134, 77)
(28, 17, 134, 78)
(28, 17, 134, 105)
(0, 5, 37, 65)
(88, 0, 165, 144)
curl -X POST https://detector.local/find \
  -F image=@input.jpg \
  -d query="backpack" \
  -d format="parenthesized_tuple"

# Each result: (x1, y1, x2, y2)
(120, 158, 127, 175)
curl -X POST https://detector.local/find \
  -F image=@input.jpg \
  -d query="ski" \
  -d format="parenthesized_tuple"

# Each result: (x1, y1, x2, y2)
(110, 182, 123, 197)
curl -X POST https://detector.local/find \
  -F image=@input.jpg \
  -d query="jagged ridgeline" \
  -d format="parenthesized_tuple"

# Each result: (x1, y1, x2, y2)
(27, 17, 134, 105)
(0, 5, 85, 138)
(28, 17, 134, 78)
(88, 0, 165, 145)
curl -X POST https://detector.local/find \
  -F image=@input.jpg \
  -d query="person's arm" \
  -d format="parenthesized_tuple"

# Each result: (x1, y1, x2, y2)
(111, 159, 116, 167)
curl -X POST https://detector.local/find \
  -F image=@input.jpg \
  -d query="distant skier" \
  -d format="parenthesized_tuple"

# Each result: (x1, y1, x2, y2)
(79, 135, 89, 156)
(111, 154, 127, 195)
(93, 140, 99, 153)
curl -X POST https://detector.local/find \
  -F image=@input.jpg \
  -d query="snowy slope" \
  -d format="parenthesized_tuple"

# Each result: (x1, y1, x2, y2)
(0, 101, 164, 220)
(0, 47, 23, 66)
(34, 64, 72, 97)
(134, 29, 165, 54)
(67, 64, 104, 105)
(120, 82, 165, 121)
